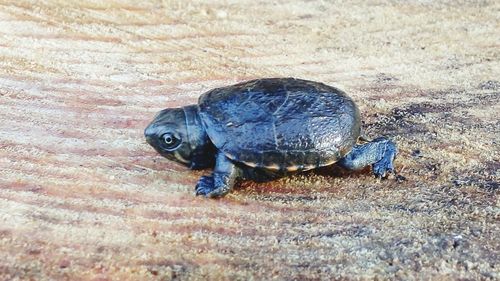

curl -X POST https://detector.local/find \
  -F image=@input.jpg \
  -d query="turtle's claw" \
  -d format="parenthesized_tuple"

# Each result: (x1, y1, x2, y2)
(372, 144, 396, 178)
(195, 176, 215, 196)
(373, 161, 394, 178)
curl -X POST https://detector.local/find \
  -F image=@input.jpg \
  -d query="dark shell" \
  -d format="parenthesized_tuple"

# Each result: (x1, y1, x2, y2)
(198, 78, 361, 171)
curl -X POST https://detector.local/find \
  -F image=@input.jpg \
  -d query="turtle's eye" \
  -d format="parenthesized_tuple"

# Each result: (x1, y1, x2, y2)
(161, 133, 181, 150)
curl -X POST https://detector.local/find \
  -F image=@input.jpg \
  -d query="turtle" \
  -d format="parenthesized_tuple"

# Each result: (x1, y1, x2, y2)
(144, 78, 397, 198)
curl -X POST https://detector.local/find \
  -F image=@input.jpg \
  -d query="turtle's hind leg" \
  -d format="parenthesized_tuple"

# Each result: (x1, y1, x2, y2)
(338, 137, 397, 178)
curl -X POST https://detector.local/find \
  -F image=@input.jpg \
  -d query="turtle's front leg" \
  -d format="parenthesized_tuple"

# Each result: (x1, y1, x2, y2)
(338, 137, 397, 178)
(195, 151, 240, 198)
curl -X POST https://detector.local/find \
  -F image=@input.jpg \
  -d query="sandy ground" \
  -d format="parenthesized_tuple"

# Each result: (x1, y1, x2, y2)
(0, 0, 499, 280)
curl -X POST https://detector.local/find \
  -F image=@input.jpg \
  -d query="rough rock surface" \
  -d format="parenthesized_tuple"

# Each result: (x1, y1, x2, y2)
(0, 0, 498, 280)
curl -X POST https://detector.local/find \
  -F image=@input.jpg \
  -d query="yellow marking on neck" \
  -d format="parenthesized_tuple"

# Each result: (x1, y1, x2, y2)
(174, 151, 190, 164)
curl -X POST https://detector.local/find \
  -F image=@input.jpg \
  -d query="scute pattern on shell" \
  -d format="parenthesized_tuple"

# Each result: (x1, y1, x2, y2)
(198, 78, 361, 171)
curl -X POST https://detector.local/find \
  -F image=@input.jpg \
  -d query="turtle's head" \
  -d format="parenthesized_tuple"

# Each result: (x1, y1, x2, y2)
(144, 105, 214, 169)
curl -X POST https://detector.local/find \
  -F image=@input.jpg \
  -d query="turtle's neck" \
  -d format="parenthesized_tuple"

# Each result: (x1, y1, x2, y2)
(183, 105, 215, 169)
